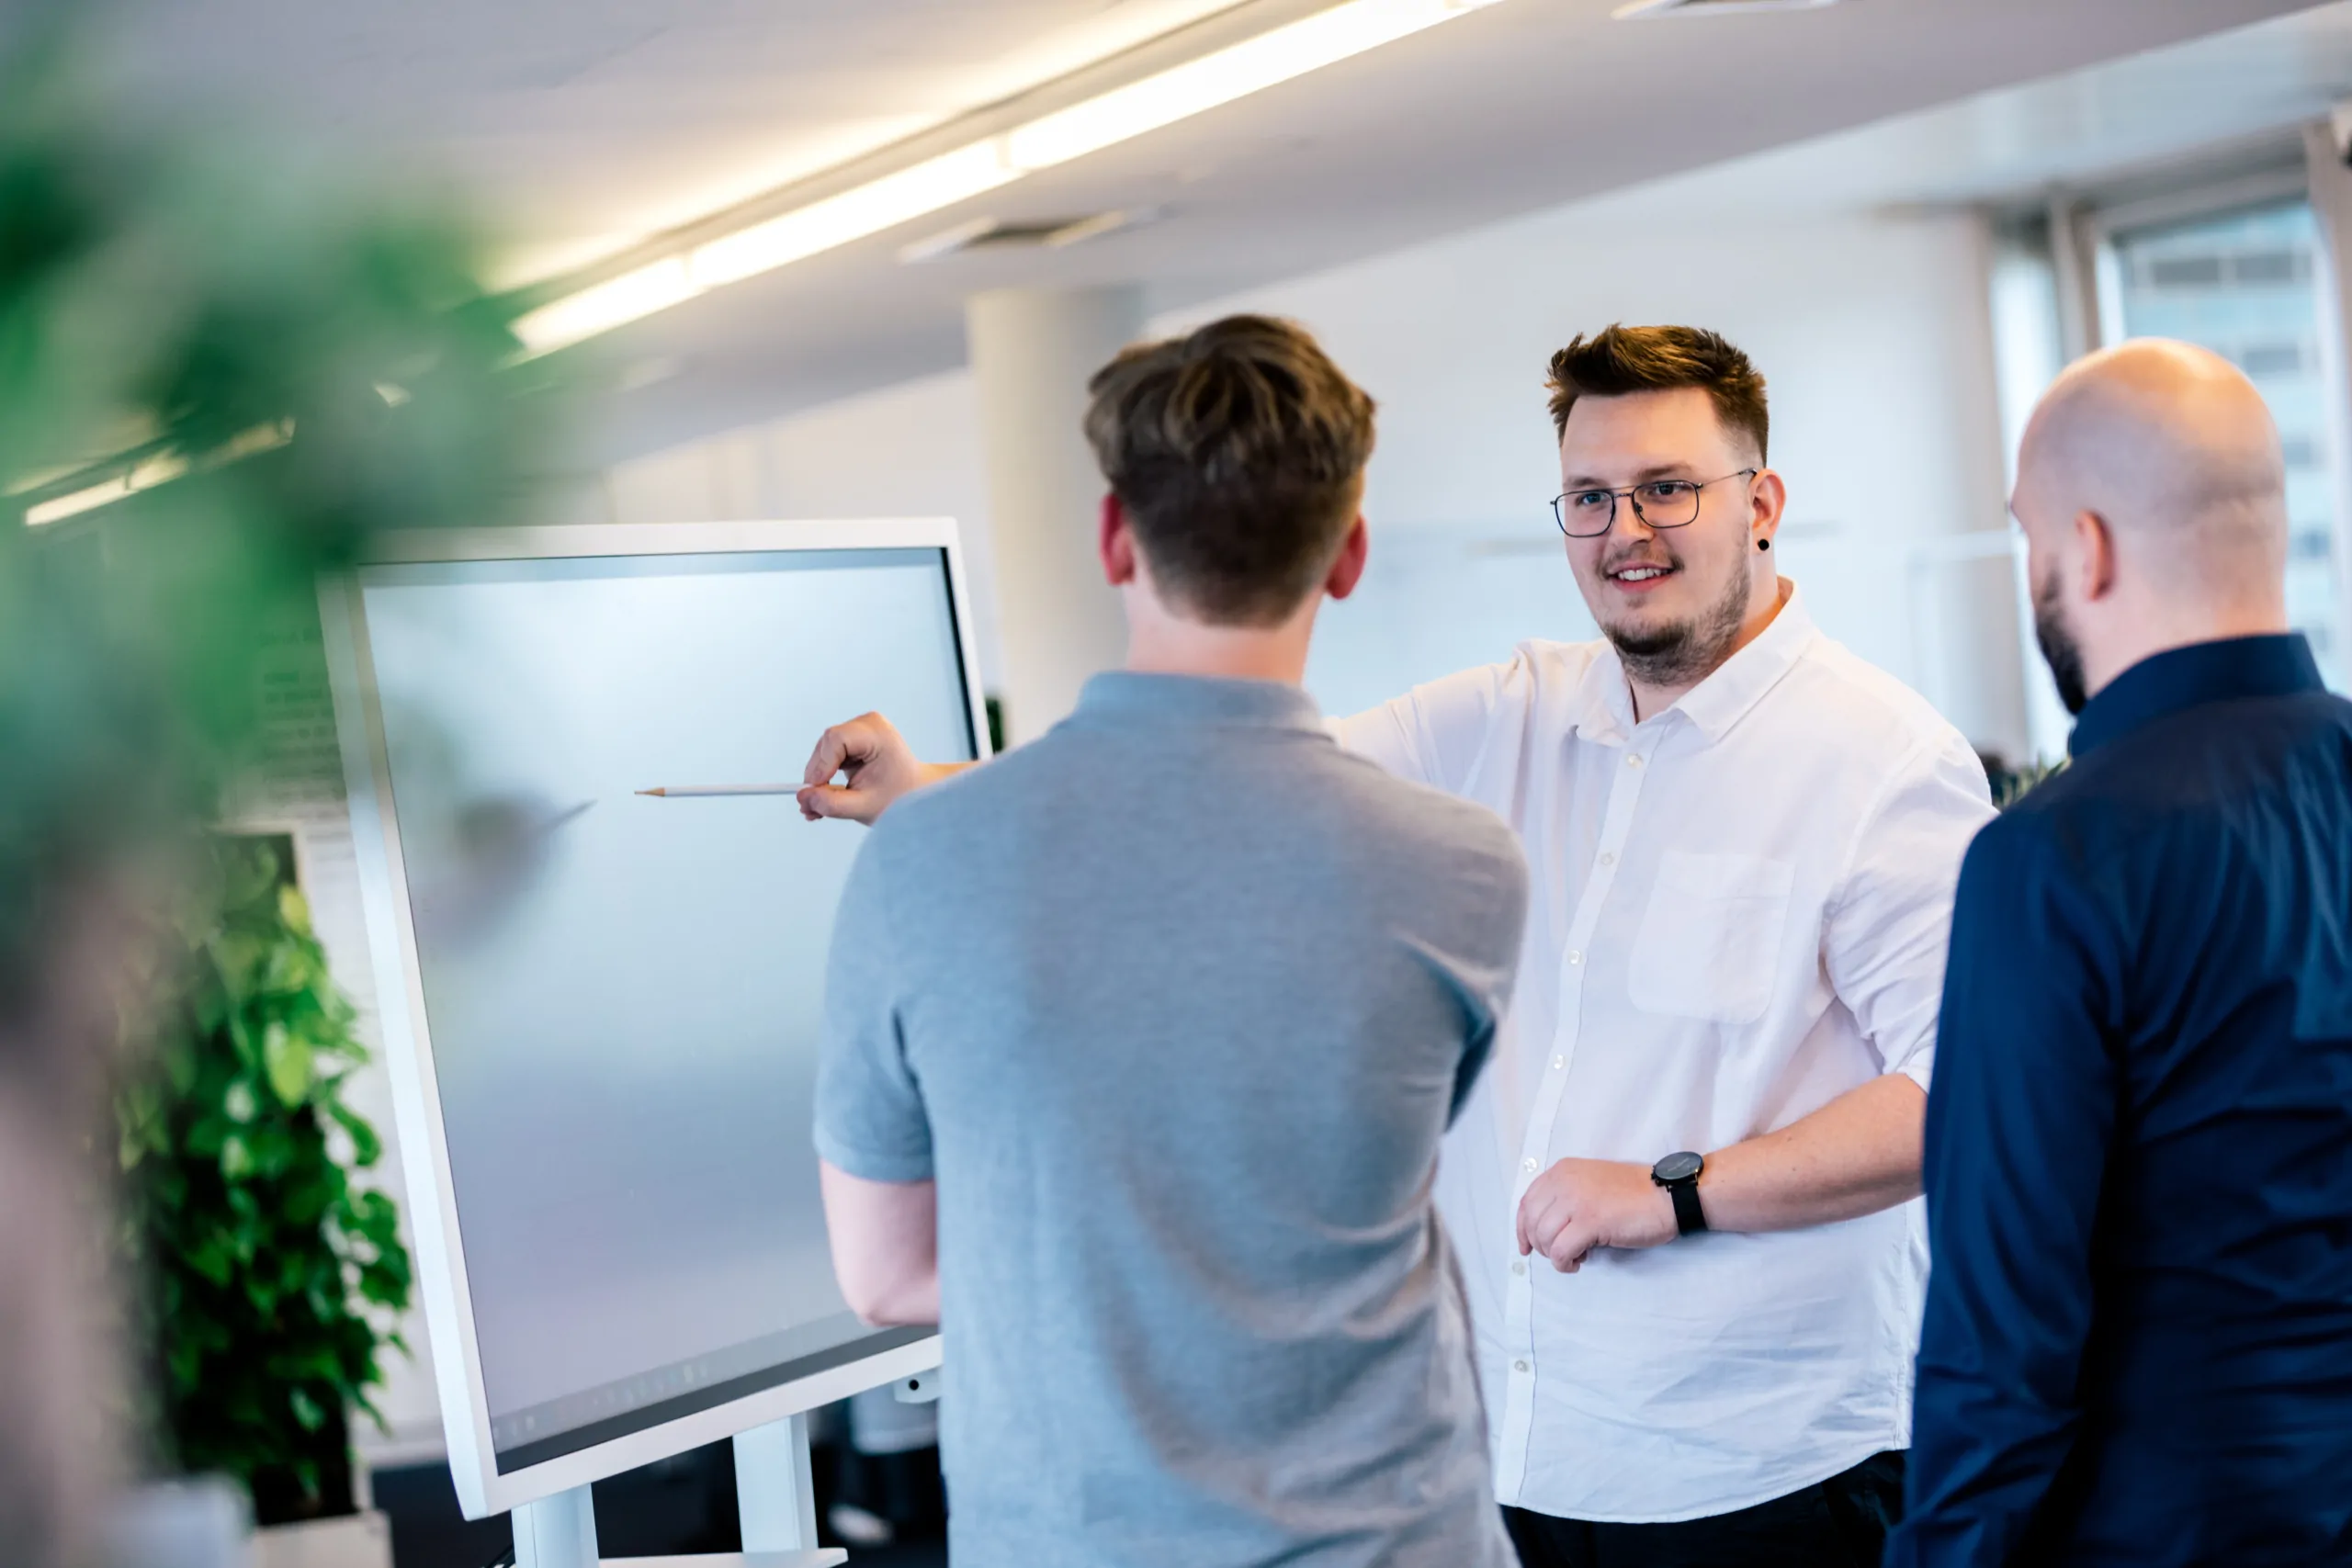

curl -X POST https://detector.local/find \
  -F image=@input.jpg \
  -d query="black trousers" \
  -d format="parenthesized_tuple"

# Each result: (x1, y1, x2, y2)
(1502, 1451, 1905, 1568)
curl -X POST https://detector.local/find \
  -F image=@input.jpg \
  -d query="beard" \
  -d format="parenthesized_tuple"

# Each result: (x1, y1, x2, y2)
(1601, 545, 1754, 691)
(2031, 565, 2091, 716)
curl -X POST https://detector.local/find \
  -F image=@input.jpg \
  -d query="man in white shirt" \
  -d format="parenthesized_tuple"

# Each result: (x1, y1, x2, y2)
(797, 324, 1993, 1566)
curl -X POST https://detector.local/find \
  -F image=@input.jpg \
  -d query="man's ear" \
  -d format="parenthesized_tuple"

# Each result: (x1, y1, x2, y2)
(1100, 493, 1137, 589)
(2075, 509, 2118, 602)
(1750, 468, 1787, 551)
(1325, 515, 1370, 602)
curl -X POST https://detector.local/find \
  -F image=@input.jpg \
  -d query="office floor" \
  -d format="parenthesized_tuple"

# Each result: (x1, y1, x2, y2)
(373, 1439, 946, 1568)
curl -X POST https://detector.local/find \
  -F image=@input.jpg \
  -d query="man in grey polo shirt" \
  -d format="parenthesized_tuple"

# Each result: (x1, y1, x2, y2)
(808, 315, 1528, 1568)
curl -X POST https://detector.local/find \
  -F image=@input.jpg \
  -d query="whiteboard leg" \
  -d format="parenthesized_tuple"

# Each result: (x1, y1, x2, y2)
(512, 1484, 597, 1568)
(735, 1412, 833, 1557)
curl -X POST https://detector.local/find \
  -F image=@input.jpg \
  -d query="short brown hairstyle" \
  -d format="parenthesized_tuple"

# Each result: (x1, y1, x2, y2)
(1545, 325, 1770, 463)
(1083, 314, 1375, 626)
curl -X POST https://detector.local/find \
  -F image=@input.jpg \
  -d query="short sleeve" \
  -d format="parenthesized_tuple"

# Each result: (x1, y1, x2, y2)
(1822, 728, 1996, 1090)
(812, 830, 933, 1183)
(1329, 655, 1529, 793)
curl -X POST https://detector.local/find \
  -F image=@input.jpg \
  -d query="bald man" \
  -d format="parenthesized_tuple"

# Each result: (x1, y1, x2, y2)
(1888, 340, 2352, 1565)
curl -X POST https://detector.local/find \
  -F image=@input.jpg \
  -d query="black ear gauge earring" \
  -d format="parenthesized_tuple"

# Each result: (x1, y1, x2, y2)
(1758, 537, 1771, 552)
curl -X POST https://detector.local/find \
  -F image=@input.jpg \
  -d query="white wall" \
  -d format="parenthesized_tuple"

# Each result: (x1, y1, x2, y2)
(1195, 194, 2026, 739)
(601, 189, 2028, 752)
(605, 370, 1007, 692)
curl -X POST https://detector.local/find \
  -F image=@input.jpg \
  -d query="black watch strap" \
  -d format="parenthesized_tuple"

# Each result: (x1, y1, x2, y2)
(1651, 1150, 1708, 1236)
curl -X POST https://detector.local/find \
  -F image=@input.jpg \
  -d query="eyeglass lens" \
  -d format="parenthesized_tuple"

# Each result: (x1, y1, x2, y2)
(1554, 479, 1705, 537)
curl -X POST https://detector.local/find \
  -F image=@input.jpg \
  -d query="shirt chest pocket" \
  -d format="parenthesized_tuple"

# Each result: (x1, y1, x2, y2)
(1624, 851, 1795, 1025)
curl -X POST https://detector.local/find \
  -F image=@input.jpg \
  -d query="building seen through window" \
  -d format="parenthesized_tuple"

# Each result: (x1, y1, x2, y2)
(2110, 201, 2349, 690)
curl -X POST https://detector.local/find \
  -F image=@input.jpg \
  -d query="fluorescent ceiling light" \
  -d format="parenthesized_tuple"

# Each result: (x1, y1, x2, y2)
(513, 257, 701, 356)
(691, 143, 1020, 288)
(512, 0, 1509, 355)
(1612, 0, 1841, 17)
(21, 423, 290, 527)
(27, 471, 142, 527)
(1007, 0, 1498, 172)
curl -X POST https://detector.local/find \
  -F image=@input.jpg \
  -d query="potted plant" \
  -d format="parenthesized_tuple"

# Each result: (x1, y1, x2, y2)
(116, 834, 413, 1543)
(0, 10, 557, 1562)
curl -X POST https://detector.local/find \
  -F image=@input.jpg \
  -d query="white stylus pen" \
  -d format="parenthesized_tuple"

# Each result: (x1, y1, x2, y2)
(635, 784, 803, 798)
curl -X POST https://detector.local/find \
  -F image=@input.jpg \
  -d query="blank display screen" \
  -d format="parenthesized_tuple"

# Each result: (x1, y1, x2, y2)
(356, 548, 973, 1471)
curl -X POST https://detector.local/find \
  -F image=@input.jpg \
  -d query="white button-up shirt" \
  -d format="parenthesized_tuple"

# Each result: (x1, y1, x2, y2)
(1334, 585, 1994, 1523)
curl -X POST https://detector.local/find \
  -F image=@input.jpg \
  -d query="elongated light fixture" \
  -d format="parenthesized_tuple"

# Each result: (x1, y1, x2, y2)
(20, 0, 1507, 524)
(513, 0, 1506, 355)
(21, 422, 292, 527)
(1005, 0, 1490, 172)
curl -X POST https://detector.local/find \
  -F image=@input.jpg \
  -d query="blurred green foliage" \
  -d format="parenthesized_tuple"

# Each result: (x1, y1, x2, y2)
(0, 12, 560, 998)
(116, 840, 413, 1518)
(0, 4, 565, 1525)
(1994, 758, 2066, 810)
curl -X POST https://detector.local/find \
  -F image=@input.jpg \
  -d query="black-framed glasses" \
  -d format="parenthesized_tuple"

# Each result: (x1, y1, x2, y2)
(1550, 469, 1758, 537)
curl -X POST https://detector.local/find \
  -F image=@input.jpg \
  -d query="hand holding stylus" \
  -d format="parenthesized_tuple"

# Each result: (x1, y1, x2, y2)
(795, 711, 967, 824)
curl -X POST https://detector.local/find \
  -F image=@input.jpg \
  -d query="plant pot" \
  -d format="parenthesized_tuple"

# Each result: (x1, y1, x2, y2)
(253, 1511, 393, 1568)
(248, 1405, 356, 1529)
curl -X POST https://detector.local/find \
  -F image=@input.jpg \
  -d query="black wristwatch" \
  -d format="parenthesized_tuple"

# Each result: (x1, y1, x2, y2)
(1651, 1150, 1707, 1236)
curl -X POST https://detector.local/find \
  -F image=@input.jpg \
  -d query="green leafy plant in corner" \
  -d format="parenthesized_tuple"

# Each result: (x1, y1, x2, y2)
(1995, 757, 2067, 810)
(116, 837, 413, 1524)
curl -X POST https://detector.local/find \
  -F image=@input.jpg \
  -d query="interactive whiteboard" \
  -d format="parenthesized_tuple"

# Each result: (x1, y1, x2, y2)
(321, 522, 981, 1517)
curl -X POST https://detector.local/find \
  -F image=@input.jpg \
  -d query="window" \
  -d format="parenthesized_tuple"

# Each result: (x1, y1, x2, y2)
(2108, 201, 2348, 688)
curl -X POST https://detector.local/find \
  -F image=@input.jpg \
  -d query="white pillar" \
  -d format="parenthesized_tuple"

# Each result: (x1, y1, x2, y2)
(967, 287, 1147, 743)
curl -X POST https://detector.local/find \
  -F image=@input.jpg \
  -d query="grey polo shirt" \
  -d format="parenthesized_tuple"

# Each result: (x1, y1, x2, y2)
(815, 671, 1528, 1568)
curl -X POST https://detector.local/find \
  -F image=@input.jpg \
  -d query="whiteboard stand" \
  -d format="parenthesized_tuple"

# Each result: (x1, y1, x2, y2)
(510, 1413, 846, 1568)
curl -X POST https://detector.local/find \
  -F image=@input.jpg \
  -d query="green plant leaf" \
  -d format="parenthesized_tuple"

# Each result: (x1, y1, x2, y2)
(263, 1021, 311, 1107)
(325, 1100, 382, 1167)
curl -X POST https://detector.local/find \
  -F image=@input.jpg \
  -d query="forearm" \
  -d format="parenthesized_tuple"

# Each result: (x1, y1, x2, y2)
(1697, 1073, 1924, 1234)
(857, 1266, 940, 1327)
(819, 1163, 942, 1325)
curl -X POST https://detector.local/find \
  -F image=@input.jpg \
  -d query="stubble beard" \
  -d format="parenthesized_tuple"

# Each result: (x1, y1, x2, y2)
(2032, 564, 2092, 716)
(1602, 547, 1756, 691)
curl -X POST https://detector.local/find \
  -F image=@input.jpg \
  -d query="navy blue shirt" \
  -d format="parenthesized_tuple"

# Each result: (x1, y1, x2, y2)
(1890, 636, 2352, 1567)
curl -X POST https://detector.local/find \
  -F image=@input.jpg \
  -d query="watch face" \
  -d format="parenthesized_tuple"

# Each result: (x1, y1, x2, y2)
(1654, 1150, 1704, 1184)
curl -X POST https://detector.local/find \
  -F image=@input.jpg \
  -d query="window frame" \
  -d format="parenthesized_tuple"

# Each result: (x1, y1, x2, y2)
(2052, 154, 2352, 697)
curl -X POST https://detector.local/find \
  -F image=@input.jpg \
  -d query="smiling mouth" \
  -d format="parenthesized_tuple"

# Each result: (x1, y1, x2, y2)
(1607, 562, 1677, 584)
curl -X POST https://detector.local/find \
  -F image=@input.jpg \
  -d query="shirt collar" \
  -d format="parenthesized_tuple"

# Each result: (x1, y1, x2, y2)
(1074, 670, 1325, 732)
(1569, 579, 1819, 747)
(2068, 633, 2324, 759)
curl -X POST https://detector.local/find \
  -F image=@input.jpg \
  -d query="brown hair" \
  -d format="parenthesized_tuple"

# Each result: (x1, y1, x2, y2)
(1083, 314, 1375, 626)
(1545, 325, 1770, 463)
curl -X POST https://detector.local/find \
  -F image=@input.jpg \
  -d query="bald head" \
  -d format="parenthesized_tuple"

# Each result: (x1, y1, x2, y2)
(2017, 339, 2288, 600)
(2014, 339, 2293, 711)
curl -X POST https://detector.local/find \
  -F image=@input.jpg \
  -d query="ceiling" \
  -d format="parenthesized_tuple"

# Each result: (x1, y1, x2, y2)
(1588, 0, 2352, 220)
(85, 0, 2339, 457)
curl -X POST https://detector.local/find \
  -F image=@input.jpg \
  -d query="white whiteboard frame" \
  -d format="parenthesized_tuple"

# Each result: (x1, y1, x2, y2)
(319, 520, 980, 1518)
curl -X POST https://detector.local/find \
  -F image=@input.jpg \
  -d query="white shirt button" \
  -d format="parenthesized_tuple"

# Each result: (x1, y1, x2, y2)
(1626, 753, 1645, 769)
(1512, 1259, 1528, 1276)
(1599, 852, 1616, 867)
(1553, 1055, 1566, 1070)
(1514, 1359, 1531, 1373)
(1567, 950, 1583, 965)
(1522, 1156, 1540, 1173)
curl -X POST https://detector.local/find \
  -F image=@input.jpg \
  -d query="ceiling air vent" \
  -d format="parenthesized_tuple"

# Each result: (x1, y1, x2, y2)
(1613, 0, 1844, 17)
(899, 209, 1163, 265)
